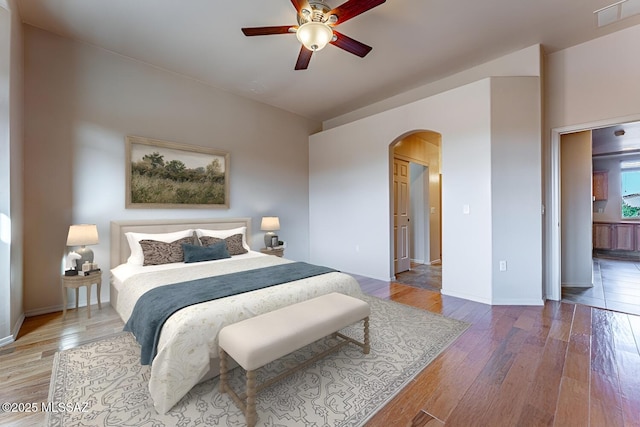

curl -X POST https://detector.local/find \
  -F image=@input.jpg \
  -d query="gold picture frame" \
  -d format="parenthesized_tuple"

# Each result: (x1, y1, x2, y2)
(125, 135, 229, 209)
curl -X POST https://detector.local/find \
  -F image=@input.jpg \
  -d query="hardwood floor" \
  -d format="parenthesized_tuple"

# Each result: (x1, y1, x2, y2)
(2, 276, 639, 426)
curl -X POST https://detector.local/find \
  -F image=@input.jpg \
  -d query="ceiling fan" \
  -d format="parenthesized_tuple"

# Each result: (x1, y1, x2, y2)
(242, 0, 386, 70)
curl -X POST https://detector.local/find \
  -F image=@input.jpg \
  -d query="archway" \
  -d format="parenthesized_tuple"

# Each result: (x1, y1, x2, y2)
(389, 130, 442, 279)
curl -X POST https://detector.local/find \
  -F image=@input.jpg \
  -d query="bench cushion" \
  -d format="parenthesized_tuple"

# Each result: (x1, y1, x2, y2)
(219, 292, 370, 371)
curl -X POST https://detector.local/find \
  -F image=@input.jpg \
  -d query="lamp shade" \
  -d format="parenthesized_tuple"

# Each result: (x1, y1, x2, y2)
(66, 224, 99, 246)
(260, 217, 280, 231)
(296, 22, 333, 51)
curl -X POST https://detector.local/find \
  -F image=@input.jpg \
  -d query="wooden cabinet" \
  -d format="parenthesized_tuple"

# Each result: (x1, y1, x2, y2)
(614, 224, 635, 250)
(593, 171, 608, 201)
(593, 222, 640, 253)
(593, 223, 612, 249)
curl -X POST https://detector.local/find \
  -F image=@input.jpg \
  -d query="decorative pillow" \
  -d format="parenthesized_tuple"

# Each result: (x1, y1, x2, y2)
(139, 236, 195, 266)
(182, 242, 230, 263)
(125, 229, 195, 265)
(196, 227, 250, 251)
(199, 234, 248, 256)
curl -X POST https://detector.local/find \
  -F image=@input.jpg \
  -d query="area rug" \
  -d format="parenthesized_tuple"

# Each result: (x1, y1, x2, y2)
(47, 295, 469, 427)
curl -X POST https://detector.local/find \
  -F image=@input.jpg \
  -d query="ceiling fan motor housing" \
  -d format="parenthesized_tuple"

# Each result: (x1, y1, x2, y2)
(297, 1, 335, 25)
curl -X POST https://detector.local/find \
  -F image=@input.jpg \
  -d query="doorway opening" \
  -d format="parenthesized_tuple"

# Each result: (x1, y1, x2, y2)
(390, 130, 442, 289)
(551, 118, 640, 316)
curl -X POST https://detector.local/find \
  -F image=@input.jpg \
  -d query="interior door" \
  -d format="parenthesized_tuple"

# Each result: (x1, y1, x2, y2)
(394, 157, 411, 274)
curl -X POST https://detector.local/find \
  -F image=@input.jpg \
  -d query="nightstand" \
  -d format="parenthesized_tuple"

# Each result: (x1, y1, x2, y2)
(61, 273, 102, 319)
(260, 247, 285, 257)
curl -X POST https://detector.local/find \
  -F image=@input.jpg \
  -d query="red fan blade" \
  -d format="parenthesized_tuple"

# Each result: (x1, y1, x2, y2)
(295, 46, 313, 70)
(330, 31, 372, 57)
(328, 0, 386, 25)
(242, 26, 296, 36)
(290, 0, 308, 13)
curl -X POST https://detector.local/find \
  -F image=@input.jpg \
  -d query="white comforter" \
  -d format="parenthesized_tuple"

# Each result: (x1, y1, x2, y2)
(114, 254, 364, 414)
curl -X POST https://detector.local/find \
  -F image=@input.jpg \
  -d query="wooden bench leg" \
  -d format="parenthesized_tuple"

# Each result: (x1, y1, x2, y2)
(363, 317, 370, 354)
(246, 370, 257, 427)
(219, 347, 228, 394)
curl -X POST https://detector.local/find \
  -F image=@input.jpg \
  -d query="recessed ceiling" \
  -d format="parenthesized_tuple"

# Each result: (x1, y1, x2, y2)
(16, 0, 640, 122)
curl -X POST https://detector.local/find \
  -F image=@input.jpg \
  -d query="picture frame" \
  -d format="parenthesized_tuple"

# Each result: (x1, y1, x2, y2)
(125, 135, 230, 209)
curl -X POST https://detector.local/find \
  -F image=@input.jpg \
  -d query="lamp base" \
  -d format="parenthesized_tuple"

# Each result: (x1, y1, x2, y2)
(264, 232, 276, 248)
(75, 246, 94, 270)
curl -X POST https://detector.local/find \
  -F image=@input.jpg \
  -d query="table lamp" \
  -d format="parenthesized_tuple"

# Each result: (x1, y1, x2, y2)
(261, 217, 280, 248)
(66, 224, 99, 270)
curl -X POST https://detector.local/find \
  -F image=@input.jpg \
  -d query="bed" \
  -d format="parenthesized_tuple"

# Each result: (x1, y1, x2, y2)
(109, 218, 364, 414)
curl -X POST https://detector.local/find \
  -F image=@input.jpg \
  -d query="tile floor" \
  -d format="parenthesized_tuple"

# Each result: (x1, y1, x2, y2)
(394, 262, 441, 292)
(562, 257, 640, 316)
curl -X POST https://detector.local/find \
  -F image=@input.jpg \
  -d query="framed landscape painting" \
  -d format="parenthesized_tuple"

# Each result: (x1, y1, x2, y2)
(125, 136, 230, 209)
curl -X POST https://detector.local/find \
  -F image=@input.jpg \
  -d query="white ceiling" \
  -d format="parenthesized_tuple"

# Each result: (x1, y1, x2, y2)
(16, 0, 640, 122)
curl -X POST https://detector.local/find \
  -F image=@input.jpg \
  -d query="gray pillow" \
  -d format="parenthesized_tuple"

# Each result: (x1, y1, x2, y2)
(199, 234, 248, 256)
(139, 236, 195, 266)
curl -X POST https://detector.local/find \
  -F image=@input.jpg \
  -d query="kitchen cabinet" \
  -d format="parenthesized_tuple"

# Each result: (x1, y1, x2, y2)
(593, 171, 608, 201)
(614, 224, 635, 250)
(593, 223, 612, 250)
(593, 222, 640, 254)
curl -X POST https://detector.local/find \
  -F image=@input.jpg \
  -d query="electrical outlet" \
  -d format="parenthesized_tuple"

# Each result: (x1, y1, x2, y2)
(499, 260, 507, 272)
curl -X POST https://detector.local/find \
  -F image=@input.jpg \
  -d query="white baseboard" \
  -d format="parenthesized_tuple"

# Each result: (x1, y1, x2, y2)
(491, 297, 545, 306)
(410, 258, 425, 264)
(0, 334, 13, 347)
(441, 288, 492, 305)
(25, 296, 108, 317)
(561, 282, 593, 288)
(442, 288, 544, 306)
(12, 312, 24, 338)
(0, 313, 25, 348)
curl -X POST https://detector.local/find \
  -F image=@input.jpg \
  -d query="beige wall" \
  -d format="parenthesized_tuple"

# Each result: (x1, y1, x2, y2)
(22, 26, 319, 315)
(560, 131, 593, 287)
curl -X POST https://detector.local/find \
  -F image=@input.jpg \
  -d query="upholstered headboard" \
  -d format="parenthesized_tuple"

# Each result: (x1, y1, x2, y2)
(110, 218, 252, 267)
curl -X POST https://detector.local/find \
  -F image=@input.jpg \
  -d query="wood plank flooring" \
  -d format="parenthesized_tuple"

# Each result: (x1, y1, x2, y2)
(1, 276, 639, 426)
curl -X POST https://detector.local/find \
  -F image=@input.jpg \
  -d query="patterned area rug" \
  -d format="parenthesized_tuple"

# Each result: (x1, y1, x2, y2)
(47, 295, 469, 427)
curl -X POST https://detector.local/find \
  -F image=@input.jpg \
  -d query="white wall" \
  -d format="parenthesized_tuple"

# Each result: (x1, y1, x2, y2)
(0, 0, 23, 347)
(490, 77, 542, 304)
(310, 75, 543, 305)
(560, 131, 593, 287)
(545, 23, 640, 298)
(324, 45, 542, 130)
(546, 25, 640, 131)
(0, 5, 10, 343)
(23, 26, 319, 315)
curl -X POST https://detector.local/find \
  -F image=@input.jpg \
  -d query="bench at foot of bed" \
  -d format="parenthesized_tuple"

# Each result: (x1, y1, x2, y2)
(218, 292, 370, 427)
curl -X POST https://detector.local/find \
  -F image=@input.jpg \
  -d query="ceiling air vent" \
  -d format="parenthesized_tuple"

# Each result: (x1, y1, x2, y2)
(594, 0, 640, 27)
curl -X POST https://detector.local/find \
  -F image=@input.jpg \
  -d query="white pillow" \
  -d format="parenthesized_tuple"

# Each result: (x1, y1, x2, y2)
(125, 229, 194, 265)
(196, 226, 250, 251)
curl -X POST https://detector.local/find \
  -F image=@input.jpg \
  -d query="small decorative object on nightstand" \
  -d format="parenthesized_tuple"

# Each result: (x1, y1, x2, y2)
(260, 247, 285, 257)
(61, 271, 102, 319)
(261, 216, 280, 248)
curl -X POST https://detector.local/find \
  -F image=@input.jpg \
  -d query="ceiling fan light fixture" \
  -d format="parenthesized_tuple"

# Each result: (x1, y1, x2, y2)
(296, 22, 333, 51)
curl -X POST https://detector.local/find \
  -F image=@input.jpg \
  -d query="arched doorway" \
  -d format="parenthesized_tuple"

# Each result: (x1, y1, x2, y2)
(390, 130, 442, 280)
